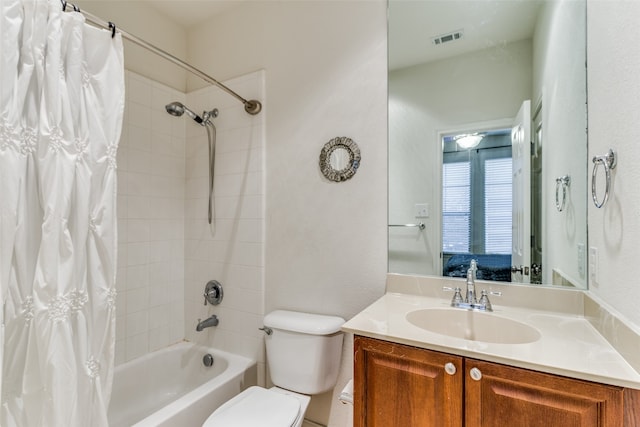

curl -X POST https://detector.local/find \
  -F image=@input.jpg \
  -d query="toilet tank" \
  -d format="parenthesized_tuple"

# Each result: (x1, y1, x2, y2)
(263, 310, 345, 395)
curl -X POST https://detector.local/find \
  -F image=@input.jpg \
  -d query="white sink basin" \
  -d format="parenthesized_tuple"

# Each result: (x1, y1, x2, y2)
(406, 308, 541, 344)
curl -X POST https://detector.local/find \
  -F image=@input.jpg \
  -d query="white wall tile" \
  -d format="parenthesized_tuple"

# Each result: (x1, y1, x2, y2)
(125, 311, 149, 337)
(151, 109, 173, 136)
(127, 149, 153, 175)
(128, 103, 152, 130)
(115, 72, 186, 364)
(125, 332, 149, 361)
(148, 281, 170, 307)
(127, 219, 150, 242)
(115, 317, 125, 341)
(126, 242, 149, 266)
(149, 327, 171, 351)
(126, 287, 149, 314)
(117, 195, 128, 220)
(128, 125, 152, 152)
(127, 74, 152, 106)
(127, 196, 152, 219)
(148, 304, 170, 327)
(126, 265, 149, 290)
(114, 339, 125, 365)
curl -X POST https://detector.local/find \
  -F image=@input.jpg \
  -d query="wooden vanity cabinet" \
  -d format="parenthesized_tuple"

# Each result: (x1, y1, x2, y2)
(464, 358, 623, 427)
(354, 335, 464, 426)
(354, 336, 640, 427)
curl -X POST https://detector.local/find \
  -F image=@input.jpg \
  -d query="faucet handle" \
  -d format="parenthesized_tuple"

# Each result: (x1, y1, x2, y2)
(478, 290, 502, 311)
(443, 286, 464, 305)
(478, 290, 492, 311)
(203, 280, 224, 306)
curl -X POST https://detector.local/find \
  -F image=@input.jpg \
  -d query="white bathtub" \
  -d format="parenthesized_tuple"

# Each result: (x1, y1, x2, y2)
(108, 341, 256, 427)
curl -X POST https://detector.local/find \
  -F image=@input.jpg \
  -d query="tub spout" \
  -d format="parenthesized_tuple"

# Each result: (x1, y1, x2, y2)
(196, 315, 219, 331)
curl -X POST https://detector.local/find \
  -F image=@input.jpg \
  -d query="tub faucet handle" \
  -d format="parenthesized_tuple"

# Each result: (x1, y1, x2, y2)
(203, 280, 223, 305)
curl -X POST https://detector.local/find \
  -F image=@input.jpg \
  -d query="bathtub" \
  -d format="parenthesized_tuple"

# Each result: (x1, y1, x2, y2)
(108, 341, 256, 427)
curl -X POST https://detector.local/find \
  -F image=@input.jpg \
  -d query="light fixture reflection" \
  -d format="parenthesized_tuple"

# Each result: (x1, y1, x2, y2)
(455, 133, 484, 149)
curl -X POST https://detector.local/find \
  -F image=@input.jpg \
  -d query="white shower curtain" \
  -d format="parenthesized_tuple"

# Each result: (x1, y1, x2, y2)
(0, 0, 124, 425)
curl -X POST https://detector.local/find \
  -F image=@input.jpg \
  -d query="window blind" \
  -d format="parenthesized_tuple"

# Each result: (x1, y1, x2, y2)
(484, 157, 512, 254)
(442, 161, 470, 253)
(442, 148, 512, 255)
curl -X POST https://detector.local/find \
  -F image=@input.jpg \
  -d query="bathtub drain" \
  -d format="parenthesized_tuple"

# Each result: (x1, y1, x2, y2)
(203, 354, 214, 367)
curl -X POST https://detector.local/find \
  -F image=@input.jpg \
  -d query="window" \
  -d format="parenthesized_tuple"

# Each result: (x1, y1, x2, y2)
(484, 157, 512, 253)
(442, 131, 512, 255)
(442, 161, 470, 253)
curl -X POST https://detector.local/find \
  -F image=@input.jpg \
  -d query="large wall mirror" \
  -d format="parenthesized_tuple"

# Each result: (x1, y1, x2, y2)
(388, 0, 588, 289)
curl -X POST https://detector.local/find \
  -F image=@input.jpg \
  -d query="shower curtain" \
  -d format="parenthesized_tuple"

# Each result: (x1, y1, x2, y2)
(0, 0, 124, 425)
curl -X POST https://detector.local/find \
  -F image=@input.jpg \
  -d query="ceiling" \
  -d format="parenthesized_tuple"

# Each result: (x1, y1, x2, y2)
(145, 0, 247, 28)
(130, 0, 542, 72)
(389, 0, 543, 71)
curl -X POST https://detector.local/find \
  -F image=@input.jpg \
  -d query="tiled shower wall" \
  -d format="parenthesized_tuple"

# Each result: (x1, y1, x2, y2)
(115, 71, 187, 364)
(183, 71, 266, 383)
(115, 70, 266, 374)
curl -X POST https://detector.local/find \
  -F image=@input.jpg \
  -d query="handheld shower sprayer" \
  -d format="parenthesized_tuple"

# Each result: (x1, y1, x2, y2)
(165, 101, 219, 226)
(165, 101, 218, 126)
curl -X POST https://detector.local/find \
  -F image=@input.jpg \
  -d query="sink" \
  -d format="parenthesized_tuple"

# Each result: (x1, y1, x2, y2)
(406, 308, 541, 344)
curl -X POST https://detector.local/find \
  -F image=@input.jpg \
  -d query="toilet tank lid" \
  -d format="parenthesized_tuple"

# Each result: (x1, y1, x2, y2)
(264, 310, 345, 335)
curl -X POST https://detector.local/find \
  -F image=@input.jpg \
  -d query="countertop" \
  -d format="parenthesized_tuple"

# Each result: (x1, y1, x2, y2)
(342, 291, 640, 390)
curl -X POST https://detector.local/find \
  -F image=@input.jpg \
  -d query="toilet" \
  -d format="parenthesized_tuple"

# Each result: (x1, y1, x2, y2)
(203, 310, 345, 427)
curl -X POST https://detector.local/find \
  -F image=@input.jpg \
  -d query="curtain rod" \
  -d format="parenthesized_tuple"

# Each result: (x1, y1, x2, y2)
(61, 2, 262, 115)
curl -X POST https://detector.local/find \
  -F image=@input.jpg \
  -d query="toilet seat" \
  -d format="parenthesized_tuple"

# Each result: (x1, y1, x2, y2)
(203, 386, 302, 427)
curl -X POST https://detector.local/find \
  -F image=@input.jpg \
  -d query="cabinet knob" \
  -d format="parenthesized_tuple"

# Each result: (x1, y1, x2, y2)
(444, 362, 457, 375)
(469, 367, 482, 381)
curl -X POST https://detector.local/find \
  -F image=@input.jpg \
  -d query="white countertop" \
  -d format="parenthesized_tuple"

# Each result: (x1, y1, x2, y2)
(342, 291, 640, 389)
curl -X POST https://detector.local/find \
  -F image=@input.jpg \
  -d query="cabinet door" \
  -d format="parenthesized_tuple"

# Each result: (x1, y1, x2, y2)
(465, 359, 624, 427)
(354, 336, 463, 427)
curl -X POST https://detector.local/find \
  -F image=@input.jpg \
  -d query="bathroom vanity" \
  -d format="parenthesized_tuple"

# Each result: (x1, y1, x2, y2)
(353, 336, 638, 426)
(343, 275, 640, 427)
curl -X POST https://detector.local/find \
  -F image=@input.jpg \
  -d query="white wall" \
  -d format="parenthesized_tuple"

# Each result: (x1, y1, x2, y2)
(187, 2, 388, 426)
(389, 40, 532, 276)
(115, 71, 186, 364)
(587, 0, 640, 328)
(533, 0, 588, 287)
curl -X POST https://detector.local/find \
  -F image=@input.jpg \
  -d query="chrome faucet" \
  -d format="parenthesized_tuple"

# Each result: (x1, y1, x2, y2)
(465, 259, 478, 304)
(443, 260, 502, 312)
(196, 315, 219, 331)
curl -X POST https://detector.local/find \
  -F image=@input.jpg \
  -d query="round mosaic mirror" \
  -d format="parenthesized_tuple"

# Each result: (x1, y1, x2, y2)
(319, 137, 361, 182)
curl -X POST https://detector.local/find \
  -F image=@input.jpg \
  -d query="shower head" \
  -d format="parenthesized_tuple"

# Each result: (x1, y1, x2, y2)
(165, 101, 185, 117)
(165, 101, 204, 124)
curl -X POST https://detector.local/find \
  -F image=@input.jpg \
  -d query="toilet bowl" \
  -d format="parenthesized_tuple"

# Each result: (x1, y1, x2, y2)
(202, 310, 344, 427)
(203, 386, 310, 427)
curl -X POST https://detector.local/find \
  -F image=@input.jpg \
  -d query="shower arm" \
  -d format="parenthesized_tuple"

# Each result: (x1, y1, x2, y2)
(61, 1, 262, 116)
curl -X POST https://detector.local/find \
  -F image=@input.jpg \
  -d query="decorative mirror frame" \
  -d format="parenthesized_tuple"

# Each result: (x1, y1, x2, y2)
(319, 136, 361, 182)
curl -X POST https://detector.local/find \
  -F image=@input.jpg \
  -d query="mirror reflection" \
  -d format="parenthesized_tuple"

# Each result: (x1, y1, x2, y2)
(388, 0, 587, 288)
(330, 147, 351, 171)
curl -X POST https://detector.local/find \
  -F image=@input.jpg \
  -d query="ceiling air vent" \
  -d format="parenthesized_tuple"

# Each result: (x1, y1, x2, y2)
(432, 30, 464, 46)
